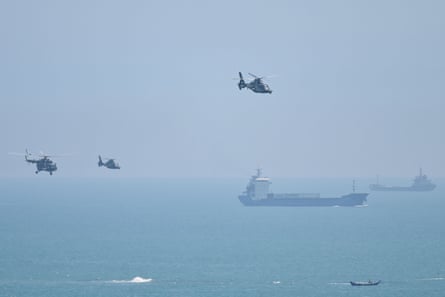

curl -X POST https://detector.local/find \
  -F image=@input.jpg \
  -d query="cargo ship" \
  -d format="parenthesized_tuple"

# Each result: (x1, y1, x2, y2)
(238, 169, 368, 207)
(369, 168, 436, 192)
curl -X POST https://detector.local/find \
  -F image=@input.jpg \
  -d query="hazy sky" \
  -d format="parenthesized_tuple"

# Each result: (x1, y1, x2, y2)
(1, 0, 444, 178)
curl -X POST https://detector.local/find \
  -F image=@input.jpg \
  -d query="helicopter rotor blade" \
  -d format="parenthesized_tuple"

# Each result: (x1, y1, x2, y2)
(8, 152, 28, 156)
(247, 73, 276, 80)
(38, 152, 72, 158)
(262, 74, 277, 79)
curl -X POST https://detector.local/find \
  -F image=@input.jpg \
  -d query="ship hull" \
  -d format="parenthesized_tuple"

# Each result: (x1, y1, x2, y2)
(350, 280, 381, 286)
(238, 193, 368, 207)
(369, 185, 436, 192)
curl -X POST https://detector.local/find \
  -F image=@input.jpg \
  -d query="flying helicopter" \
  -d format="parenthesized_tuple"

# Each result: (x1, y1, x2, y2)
(237, 72, 273, 94)
(98, 155, 120, 169)
(9, 149, 59, 175)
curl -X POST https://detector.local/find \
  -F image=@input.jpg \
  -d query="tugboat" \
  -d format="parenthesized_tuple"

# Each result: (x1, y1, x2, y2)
(238, 169, 368, 207)
(369, 168, 436, 192)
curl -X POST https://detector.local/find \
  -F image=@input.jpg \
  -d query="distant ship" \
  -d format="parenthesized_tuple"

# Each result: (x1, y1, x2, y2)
(369, 168, 436, 192)
(350, 280, 381, 286)
(238, 169, 368, 207)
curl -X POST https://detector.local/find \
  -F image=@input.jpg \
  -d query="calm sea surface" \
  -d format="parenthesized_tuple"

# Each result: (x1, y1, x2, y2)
(0, 178, 444, 297)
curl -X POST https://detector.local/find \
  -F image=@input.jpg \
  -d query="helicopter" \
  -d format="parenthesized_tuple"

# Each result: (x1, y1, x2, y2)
(237, 72, 273, 94)
(9, 149, 58, 175)
(98, 155, 120, 169)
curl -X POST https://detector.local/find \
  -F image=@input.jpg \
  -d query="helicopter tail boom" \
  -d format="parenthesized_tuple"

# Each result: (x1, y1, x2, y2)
(24, 149, 37, 163)
(98, 155, 104, 167)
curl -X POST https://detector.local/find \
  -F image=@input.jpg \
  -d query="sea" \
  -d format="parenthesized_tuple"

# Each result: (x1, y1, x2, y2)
(0, 177, 444, 297)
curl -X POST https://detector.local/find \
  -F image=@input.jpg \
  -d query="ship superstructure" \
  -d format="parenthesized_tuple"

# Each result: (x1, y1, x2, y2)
(369, 168, 436, 192)
(239, 169, 368, 207)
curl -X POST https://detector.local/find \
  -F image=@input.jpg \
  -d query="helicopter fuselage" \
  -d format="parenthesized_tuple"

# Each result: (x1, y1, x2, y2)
(103, 160, 120, 169)
(98, 155, 120, 169)
(26, 157, 57, 175)
(246, 79, 272, 94)
(238, 72, 272, 94)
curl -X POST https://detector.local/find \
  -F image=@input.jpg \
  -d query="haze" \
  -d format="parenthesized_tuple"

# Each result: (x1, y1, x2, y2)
(1, 1, 444, 178)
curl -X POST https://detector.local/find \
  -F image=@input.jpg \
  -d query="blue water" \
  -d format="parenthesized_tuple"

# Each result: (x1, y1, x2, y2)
(0, 178, 444, 297)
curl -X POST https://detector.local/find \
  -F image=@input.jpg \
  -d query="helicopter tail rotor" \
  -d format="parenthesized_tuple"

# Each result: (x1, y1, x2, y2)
(238, 72, 246, 90)
(98, 155, 104, 167)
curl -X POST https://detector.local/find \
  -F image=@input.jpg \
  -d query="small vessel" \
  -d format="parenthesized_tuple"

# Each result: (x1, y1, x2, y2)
(369, 168, 436, 192)
(238, 169, 368, 207)
(350, 280, 381, 286)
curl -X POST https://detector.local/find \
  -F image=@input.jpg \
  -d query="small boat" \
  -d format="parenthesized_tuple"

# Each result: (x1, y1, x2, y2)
(350, 280, 381, 286)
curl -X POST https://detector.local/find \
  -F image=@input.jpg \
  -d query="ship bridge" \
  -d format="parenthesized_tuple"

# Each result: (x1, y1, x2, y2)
(253, 177, 270, 200)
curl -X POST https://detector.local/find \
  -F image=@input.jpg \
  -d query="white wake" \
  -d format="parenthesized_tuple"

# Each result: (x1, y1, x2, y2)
(111, 276, 153, 284)
(418, 277, 444, 281)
